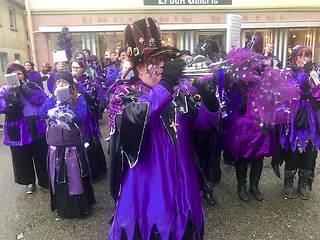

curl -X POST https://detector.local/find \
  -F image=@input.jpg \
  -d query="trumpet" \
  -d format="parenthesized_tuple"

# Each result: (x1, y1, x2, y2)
(308, 63, 320, 85)
(182, 56, 228, 78)
(310, 70, 320, 85)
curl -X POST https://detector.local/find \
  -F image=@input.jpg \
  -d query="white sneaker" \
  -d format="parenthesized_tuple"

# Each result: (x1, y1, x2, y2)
(26, 184, 36, 194)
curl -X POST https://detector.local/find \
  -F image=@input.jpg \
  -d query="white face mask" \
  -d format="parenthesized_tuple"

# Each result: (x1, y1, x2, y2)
(136, 63, 155, 87)
(147, 64, 156, 76)
(121, 60, 132, 79)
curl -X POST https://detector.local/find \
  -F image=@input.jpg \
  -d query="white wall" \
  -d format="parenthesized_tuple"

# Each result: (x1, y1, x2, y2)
(0, 0, 28, 85)
(29, 0, 320, 10)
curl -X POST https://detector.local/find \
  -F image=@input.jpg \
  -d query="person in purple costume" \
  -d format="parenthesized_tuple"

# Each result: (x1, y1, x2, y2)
(24, 61, 44, 90)
(85, 51, 103, 81)
(75, 51, 101, 85)
(0, 63, 48, 194)
(223, 82, 277, 202)
(218, 48, 298, 203)
(46, 61, 68, 95)
(103, 50, 121, 89)
(262, 42, 282, 68)
(71, 59, 107, 182)
(38, 70, 95, 218)
(280, 45, 320, 200)
(107, 18, 220, 240)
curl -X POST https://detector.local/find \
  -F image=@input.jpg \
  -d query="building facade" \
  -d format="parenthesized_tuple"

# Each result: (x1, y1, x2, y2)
(0, 0, 29, 85)
(28, 0, 320, 68)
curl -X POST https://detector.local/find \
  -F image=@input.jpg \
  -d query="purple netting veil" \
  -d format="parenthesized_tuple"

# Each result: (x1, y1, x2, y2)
(206, 48, 301, 127)
(225, 48, 265, 83)
(247, 67, 300, 126)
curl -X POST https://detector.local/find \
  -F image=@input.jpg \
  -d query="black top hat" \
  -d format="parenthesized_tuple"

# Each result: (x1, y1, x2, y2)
(124, 17, 162, 64)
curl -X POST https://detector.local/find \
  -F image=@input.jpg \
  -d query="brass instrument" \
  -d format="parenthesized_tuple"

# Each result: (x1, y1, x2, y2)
(309, 70, 320, 85)
(308, 63, 320, 85)
(182, 55, 228, 78)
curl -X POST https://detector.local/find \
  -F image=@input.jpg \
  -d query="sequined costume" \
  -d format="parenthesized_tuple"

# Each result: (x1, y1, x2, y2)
(213, 48, 300, 202)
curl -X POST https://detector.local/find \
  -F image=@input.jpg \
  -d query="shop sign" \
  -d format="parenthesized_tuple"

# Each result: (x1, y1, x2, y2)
(144, 0, 232, 5)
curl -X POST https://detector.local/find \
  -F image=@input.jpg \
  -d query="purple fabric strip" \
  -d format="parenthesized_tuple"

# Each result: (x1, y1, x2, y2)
(49, 146, 56, 194)
(3, 118, 32, 146)
(218, 69, 224, 101)
(65, 147, 83, 195)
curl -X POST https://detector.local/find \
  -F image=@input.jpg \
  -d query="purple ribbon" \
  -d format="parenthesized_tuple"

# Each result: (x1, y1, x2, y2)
(49, 146, 83, 195)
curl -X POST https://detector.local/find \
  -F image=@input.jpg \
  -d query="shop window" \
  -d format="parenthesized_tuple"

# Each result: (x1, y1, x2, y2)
(9, 7, 16, 30)
(289, 28, 314, 49)
(0, 53, 8, 73)
(243, 30, 267, 53)
(198, 32, 225, 50)
(14, 54, 21, 63)
(49, 31, 125, 64)
(196, 32, 226, 61)
(162, 31, 179, 48)
(288, 28, 320, 64)
(97, 32, 124, 61)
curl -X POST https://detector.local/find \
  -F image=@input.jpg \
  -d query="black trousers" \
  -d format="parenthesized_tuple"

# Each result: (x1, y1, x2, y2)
(193, 130, 221, 188)
(86, 135, 107, 181)
(10, 138, 49, 187)
(284, 142, 317, 171)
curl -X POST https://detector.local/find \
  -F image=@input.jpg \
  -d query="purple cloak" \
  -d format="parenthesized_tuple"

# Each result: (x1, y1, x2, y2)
(108, 82, 220, 239)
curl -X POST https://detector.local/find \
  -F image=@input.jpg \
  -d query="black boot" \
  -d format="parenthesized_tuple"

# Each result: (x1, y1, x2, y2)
(283, 169, 297, 198)
(308, 151, 317, 191)
(249, 158, 264, 201)
(308, 171, 314, 191)
(203, 190, 216, 205)
(237, 185, 249, 202)
(298, 169, 312, 200)
(236, 158, 249, 202)
(202, 180, 216, 205)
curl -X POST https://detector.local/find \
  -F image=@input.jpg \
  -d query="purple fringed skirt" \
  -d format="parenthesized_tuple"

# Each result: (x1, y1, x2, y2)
(223, 114, 277, 159)
(280, 101, 320, 152)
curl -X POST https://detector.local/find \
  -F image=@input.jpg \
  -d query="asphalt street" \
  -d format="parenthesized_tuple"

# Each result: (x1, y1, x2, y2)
(0, 114, 320, 240)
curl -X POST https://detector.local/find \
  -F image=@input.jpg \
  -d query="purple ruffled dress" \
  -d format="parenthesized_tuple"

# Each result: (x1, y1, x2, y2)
(223, 110, 277, 159)
(220, 48, 301, 159)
